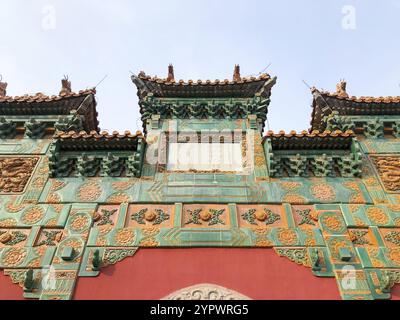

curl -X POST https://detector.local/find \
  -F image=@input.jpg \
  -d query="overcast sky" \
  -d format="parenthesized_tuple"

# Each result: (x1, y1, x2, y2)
(1, 0, 399, 133)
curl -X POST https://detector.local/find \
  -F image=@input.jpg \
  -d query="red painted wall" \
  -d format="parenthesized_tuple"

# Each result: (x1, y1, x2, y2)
(0, 272, 24, 300)
(75, 248, 341, 300)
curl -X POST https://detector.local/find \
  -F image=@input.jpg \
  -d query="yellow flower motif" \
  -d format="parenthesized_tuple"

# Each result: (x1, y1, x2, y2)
(21, 206, 45, 225)
(388, 249, 400, 266)
(2, 248, 27, 267)
(114, 229, 135, 246)
(322, 215, 344, 232)
(77, 181, 102, 202)
(70, 215, 90, 232)
(277, 229, 298, 245)
(310, 183, 336, 201)
(366, 207, 389, 225)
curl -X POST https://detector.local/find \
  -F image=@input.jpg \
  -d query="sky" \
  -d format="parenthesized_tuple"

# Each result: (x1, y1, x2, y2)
(0, 0, 399, 133)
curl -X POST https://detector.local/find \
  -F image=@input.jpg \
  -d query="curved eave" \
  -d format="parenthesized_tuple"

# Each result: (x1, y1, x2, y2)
(53, 130, 145, 152)
(131, 74, 277, 99)
(0, 90, 99, 132)
(310, 88, 400, 131)
(263, 130, 355, 150)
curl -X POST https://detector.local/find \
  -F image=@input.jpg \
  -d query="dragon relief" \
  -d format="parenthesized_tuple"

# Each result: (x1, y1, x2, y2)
(0, 157, 39, 193)
(372, 156, 400, 192)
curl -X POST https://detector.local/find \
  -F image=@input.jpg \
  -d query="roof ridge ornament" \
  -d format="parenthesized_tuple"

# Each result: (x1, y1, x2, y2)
(0, 75, 7, 97)
(233, 64, 241, 82)
(335, 79, 349, 98)
(60, 75, 72, 95)
(167, 64, 175, 82)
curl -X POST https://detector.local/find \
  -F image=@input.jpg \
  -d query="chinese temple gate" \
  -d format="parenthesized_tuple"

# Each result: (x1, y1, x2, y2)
(0, 66, 400, 300)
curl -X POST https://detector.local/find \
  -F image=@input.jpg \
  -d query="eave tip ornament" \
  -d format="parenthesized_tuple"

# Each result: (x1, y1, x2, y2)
(0, 75, 7, 97)
(336, 79, 348, 98)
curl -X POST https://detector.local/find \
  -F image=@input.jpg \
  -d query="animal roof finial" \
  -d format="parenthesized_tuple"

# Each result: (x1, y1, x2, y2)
(167, 64, 175, 82)
(233, 64, 241, 82)
(336, 79, 348, 98)
(0, 75, 7, 97)
(60, 75, 72, 95)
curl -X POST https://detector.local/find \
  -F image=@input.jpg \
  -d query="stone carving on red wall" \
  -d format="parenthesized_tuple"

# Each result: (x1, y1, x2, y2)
(162, 284, 251, 300)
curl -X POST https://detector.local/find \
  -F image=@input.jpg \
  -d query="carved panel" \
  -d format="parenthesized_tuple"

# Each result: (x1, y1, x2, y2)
(182, 204, 230, 228)
(0, 157, 39, 193)
(162, 284, 251, 300)
(372, 156, 400, 192)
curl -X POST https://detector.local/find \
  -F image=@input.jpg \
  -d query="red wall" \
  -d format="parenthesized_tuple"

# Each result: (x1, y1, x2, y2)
(75, 248, 341, 300)
(0, 272, 24, 300)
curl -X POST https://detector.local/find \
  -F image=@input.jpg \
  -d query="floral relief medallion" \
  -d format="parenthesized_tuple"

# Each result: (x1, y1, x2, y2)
(21, 206, 45, 225)
(238, 205, 283, 227)
(366, 207, 389, 225)
(114, 229, 136, 246)
(276, 228, 299, 246)
(320, 212, 346, 234)
(1, 247, 27, 267)
(69, 214, 91, 233)
(387, 249, 400, 266)
(129, 205, 172, 228)
(183, 204, 229, 228)
(77, 181, 102, 202)
(310, 183, 336, 202)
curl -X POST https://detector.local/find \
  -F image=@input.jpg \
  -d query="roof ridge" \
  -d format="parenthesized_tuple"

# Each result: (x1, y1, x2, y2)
(0, 88, 96, 103)
(137, 71, 271, 85)
(311, 87, 400, 103)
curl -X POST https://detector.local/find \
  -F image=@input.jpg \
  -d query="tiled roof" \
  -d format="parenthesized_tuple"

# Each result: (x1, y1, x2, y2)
(264, 130, 354, 138)
(137, 72, 272, 85)
(263, 130, 355, 150)
(0, 89, 96, 103)
(54, 130, 143, 140)
(0, 89, 99, 132)
(132, 72, 276, 99)
(311, 87, 400, 104)
(53, 130, 144, 151)
(310, 84, 400, 131)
